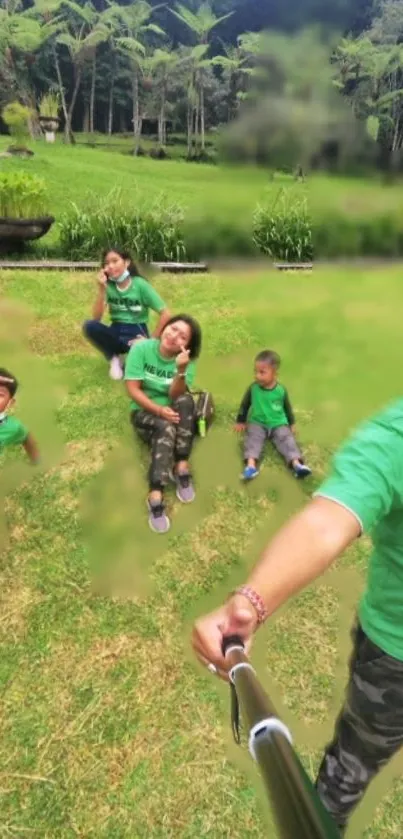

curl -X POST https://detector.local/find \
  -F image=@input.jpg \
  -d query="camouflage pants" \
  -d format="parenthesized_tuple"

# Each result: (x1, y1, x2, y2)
(132, 393, 195, 490)
(315, 622, 403, 834)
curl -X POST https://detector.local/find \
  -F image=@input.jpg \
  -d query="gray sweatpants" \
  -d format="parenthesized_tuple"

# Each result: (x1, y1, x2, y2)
(244, 422, 302, 466)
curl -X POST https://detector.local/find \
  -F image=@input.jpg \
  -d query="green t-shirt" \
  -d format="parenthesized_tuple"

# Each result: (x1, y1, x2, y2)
(315, 399, 403, 661)
(106, 276, 165, 325)
(124, 338, 196, 411)
(0, 415, 28, 451)
(236, 382, 295, 428)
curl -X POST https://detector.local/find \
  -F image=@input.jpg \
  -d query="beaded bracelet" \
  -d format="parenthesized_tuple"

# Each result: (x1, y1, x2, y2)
(233, 585, 269, 626)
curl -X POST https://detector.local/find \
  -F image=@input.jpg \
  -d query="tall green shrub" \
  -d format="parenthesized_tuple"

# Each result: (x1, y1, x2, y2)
(313, 212, 403, 258)
(59, 190, 187, 262)
(0, 172, 49, 218)
(253, 188, 313, 262)
(38, 91, 60, 120)
(2, 102, 32, 147)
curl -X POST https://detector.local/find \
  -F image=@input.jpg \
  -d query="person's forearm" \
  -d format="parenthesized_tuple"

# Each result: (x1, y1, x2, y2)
(152, 308, 171, 338)
(125, 383, 162, 415)
(169, 372, 187, 400)
(23, 434, 40, 464)
(92, 291, 106, 320)
(245, 497, 361, 619)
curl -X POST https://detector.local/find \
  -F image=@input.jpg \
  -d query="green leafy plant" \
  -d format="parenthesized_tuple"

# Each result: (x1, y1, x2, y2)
(313, 212, 403, 258)
(39, 91, 61, 120)
(0, 172, 49, 218)
(59, 190, 187, 262)
(253, 187, 313, 262)
(2, 102, 32, 147)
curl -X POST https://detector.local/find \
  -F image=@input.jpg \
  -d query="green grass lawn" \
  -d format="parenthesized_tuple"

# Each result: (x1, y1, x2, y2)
(1, 264, 403, 837)
(1, 137, 403, 259)
(0, 137, 275, 239)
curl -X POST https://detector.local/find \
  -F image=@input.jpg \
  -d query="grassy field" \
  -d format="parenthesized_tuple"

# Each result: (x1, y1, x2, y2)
(1, 137, 403, 259)
(0, 137, 273, 240)
(1, 264, 403, 837)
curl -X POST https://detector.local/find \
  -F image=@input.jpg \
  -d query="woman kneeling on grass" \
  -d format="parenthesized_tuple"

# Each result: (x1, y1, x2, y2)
(124, 314, 202, 534)
(83, 248, 171, 381)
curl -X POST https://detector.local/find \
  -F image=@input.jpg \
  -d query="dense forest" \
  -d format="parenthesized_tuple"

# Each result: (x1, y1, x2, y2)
(2, 0, 403, 171)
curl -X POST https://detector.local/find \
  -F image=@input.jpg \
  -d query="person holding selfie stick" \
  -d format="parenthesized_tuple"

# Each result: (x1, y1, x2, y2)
(193, 399, 403, 835)
(83, 247, 171, 381)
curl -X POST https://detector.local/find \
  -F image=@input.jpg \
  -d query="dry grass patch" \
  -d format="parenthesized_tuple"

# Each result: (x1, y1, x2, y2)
(64, 388, 108, 409)
(56, 440, 111, 483)
(262, 584, 339, 727)
(28, 317, 84, 357)
(0, 580, 40, 641)
(155, 493, 274, 591)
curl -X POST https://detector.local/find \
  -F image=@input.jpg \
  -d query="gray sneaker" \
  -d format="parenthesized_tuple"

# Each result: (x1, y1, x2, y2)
(147, 499, 170, 534)
(175, 472, 196, 504)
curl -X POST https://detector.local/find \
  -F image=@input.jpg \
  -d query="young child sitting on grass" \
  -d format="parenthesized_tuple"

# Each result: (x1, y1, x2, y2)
(0, 369, 39, 464)
(234, 350, 312, 481)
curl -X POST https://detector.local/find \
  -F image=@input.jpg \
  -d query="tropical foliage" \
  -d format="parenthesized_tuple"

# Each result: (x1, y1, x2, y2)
(1, 0, 403, 169)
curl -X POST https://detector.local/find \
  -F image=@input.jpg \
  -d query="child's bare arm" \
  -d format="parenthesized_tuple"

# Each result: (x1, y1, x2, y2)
(23, 433, 40, 464)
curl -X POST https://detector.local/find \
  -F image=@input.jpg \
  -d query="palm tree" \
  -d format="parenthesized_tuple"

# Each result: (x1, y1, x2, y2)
(33, 0, 71, 139)
(96, 2, 125, 136)
(334, 35, 403, 150)
(0, 0, 44, 133)
(114, 1, 164, 153)
(211, 40, 248, 121)
(174, 43, 208, 154)
(87, 6, 111, 134)
(56, 1, 110, 141)
(33, 0, 107, 142)
(143, 48, 178, 146)
(170, 1, 232, 150)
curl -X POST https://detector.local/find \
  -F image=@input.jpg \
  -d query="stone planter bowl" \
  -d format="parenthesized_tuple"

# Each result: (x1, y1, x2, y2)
(39, 116, 60, 132)
(0, 216, 55, 242)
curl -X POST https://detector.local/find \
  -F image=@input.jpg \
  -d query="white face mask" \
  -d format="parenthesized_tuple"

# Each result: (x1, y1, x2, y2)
(110, 269, 130, 284)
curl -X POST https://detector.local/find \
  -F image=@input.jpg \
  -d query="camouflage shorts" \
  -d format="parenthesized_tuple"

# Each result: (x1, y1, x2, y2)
(315, 622, 403, 833)
(132, 392, 195, 490)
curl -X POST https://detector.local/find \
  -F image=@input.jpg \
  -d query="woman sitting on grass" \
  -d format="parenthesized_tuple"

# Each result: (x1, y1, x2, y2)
(124, 314, 202, 534)
(83, 248, 171, 381)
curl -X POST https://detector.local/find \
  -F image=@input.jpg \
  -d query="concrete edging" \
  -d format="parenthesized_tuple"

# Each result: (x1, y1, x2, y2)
(0, 260, 208, 273)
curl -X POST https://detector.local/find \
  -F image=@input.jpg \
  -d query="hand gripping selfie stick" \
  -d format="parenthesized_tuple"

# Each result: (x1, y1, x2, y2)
(222, 635, 340, 839)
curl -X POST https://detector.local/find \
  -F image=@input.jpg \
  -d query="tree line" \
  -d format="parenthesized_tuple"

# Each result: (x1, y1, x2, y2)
(1, 0, 403, 169)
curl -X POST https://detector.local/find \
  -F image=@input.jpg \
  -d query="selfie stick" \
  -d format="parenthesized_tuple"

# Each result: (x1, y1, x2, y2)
(222, 635, 340, 839)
